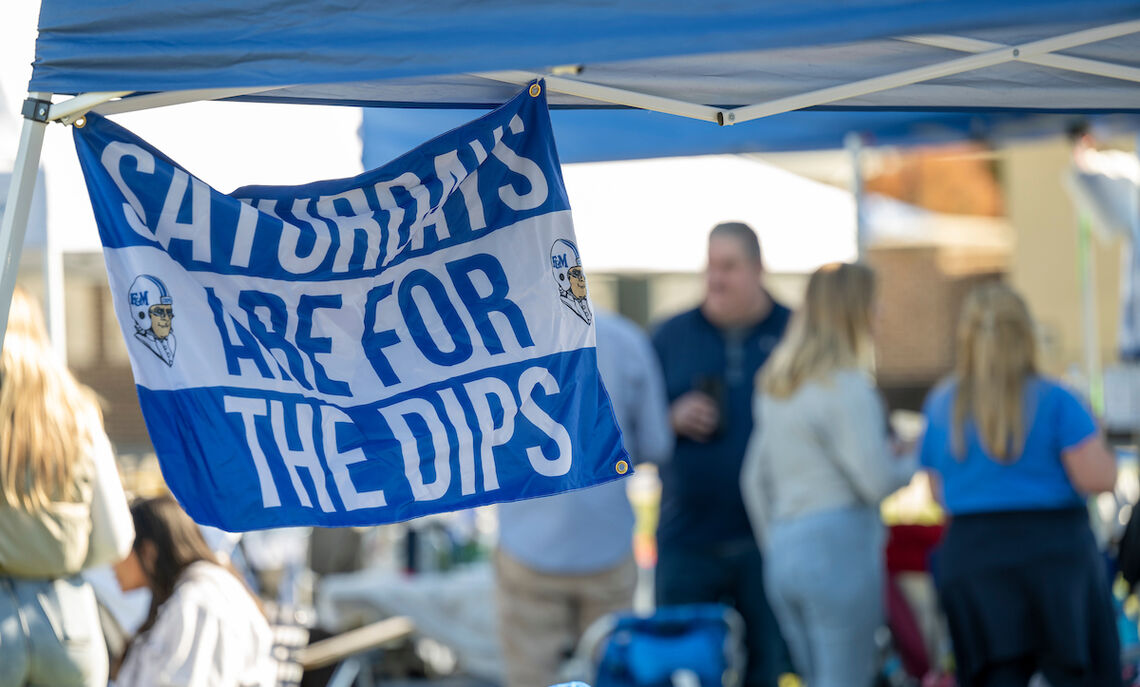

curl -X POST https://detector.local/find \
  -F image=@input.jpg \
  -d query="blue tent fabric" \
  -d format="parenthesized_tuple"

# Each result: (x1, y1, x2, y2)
(29, 1, 1140, 113)
(363, 108, 1140, 164)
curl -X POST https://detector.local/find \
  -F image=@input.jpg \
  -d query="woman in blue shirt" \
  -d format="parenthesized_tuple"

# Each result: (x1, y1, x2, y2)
(919, 283, 1119, 687)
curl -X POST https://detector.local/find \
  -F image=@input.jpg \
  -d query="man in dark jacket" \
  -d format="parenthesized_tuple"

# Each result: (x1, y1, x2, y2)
(651, 222, 792, 687)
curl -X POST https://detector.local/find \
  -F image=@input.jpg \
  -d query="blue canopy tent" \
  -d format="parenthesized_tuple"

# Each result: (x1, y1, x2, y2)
(4, 0, 1140, 346)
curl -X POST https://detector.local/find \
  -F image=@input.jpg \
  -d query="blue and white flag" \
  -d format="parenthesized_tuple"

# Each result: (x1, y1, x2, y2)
(73, 83, 629, 531)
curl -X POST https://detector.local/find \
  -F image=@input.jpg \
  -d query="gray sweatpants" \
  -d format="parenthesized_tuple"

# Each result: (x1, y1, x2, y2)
(763, 505, 885, 687)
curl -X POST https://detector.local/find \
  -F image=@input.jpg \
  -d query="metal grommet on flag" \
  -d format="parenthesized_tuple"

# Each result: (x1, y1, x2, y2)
(529, 83, 542, 98)
(615, 460, 629, 475)
(73, 116, 87, 128)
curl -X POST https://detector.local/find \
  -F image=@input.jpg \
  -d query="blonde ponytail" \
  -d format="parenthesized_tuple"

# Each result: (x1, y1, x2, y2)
(952, 283, 1036, 461)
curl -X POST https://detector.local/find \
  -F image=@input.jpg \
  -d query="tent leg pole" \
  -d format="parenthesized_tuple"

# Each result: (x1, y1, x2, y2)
(0, 93, 50, 353)
(1077, 213, 1104, 414)
(45, 214, 66, 362)
(846, 132, 869, 261)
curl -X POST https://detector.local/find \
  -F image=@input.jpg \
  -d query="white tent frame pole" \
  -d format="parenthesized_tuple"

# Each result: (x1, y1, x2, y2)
(471, 70, 727, 123)
(728, 19, 1140, 125)
(89, 86, 292, 118)
(899, 34, 1140, 84)
(0, 93, 52, 353)
(46, 86, 290, 125)
(48, 91, 131, 124)
(473, 20, 1139, 126)
(845, 132, 869, 260)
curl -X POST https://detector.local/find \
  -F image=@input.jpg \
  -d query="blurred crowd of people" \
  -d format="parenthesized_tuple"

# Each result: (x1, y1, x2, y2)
(0, 218, 1129, 687)
(497, 221, 1122, 687)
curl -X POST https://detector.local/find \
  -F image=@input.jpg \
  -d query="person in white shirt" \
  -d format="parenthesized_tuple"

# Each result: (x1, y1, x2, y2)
(113, 495, 275, 687)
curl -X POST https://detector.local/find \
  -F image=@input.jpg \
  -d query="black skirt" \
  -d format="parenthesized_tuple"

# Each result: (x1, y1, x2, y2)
(936, 507, 1121, 687)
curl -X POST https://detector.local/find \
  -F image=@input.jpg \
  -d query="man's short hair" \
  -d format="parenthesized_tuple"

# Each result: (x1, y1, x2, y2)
(709, 221, 762, 263)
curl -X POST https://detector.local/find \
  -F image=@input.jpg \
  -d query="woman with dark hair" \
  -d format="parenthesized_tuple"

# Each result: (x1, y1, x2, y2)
(919, 283, 1120, 687)
(114, 495, 275, 687)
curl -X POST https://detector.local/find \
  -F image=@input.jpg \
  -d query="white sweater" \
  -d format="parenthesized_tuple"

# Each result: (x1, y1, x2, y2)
(116, 561, 276, 687)
(741, 369, 915, 545)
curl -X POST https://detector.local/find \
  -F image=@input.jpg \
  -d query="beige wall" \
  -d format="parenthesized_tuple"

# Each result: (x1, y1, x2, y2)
(1004, 138, 1129, 378)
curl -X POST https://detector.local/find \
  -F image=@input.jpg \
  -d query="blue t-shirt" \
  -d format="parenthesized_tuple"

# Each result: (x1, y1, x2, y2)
(919, 377, 1098, 515)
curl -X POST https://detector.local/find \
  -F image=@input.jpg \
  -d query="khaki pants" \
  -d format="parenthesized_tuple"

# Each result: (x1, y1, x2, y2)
(495, 549, 637, 687)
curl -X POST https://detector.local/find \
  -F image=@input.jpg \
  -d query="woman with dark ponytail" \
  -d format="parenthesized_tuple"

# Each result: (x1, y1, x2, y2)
(114, 495, 274, 687)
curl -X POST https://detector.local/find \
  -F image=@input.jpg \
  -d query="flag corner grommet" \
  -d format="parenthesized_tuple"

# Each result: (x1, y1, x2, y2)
(529, 83, 542, 97)
(615, 460, 629, 475)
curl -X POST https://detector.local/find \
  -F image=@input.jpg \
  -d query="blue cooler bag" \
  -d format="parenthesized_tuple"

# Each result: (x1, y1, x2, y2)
(581, 604, 745, 687)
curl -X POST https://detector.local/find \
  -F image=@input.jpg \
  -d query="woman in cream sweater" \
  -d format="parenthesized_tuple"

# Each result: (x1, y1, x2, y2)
(741, 262, 913, 687)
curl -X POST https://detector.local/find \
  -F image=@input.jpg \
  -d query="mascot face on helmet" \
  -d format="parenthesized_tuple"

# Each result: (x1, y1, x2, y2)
(130, 275, 174, 339)
(128, 275, 177, 366)
(550, 239, 592, 325)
